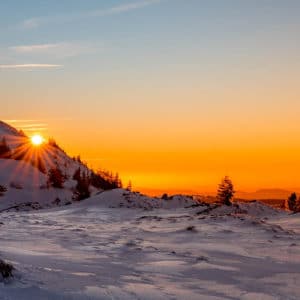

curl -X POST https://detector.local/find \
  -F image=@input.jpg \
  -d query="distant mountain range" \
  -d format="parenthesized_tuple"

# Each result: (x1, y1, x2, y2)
(235, 189, 298, 200)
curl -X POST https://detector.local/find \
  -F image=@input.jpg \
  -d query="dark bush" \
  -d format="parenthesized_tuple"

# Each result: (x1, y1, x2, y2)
(161, 193, 169, 200)
(0, 185, 7, 196)
(0, 259, 14, 279)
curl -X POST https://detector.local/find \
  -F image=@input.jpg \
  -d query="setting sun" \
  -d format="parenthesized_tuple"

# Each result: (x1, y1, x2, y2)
(31, 134, 44, 146)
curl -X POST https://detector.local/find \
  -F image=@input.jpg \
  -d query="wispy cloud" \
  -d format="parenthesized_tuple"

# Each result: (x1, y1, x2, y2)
(91, 0, 162, 16)
(10, 42, 96, 58)
(10, 44, 60, 53)
(3, 120, 49, 134)
(0, 64, 62, 69)
(4, 118, 72, 124)
(18, 123, 48, 128)
(3, 120, 42, 123)
(21, 0, 162, 29)
(23, 127, 48, 132)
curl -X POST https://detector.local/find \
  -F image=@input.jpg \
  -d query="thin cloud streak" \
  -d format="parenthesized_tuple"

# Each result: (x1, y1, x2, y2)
(4, 118, 73, 123)
(91, 0, 162, 16)
(4, 120, 43, 123)
(0, 64, 62, 69)
(22, 127, 48, 132)
(10, 44, 60, 53)
(9, 42, 97, 58)
(21, 0, 162, 29)
(18, 124, 48, 128)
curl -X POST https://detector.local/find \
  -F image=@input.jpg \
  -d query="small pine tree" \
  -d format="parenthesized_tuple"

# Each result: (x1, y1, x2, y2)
(74, 171, 90, 201)
(126, 180, 132, 191)
(47, 166, 65, 188)
(0, 137, 11, 158)
(217, 176, 235, 206)
(286, 192, 297, 212)
(114, 173, 120, 188)
(72, 167, 81, 181)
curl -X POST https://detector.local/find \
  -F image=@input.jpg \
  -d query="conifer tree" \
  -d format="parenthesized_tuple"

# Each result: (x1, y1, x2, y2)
(47, 166, 65, 188)
(126, 180, 132, 191)
(74, 171, 90, 200)
(73, 167, 81, 181)
(0, 137, 11, 158)
(286, 192, 298, 212)
(217, 176, 235, 206)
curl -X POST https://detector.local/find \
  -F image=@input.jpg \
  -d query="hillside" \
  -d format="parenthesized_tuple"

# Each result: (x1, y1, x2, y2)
(0, 120, 200, 211)
(0, 120, 122, 211)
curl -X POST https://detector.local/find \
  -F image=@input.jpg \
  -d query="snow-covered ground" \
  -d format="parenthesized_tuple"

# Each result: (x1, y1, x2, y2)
(1, 196, 300, 300)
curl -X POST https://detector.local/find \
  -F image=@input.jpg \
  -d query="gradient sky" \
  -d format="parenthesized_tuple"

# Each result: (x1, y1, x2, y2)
(1, 0, 300, 195)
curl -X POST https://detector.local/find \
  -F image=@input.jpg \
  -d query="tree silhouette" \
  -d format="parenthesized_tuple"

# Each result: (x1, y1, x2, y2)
(72, 167, 81, 181)
(114, 173, 122, 189)
(0, 137, 11, 158)
(47, 166, 65, 188)
(73, 170, 91, 201)
(217, 176, 235, 206)
(286, 192, 298, 212)
(89, 169, 123, 190)
(126, 180, 132, 191)
(0, 185, 7, 196)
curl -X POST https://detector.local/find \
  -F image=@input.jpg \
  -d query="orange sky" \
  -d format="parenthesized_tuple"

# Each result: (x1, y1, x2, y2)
(4, 112, 300, 196)
(3, 70, 300, 195)
(1, 1, 300, 195)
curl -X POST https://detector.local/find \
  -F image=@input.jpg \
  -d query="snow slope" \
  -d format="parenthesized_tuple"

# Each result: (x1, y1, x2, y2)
(0, 201, 299, 299)
(85, 189, 199, 209)
(0, 120, 98, 209)
(0, 159, 74, 211)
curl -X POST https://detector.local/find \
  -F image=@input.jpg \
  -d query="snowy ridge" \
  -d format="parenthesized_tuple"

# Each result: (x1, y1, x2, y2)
(84, 189, 200, 210)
